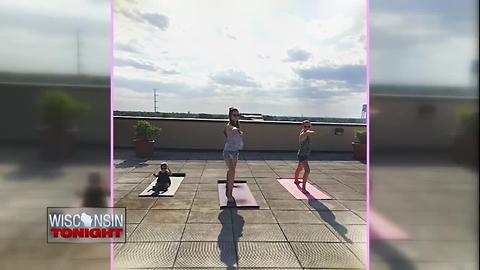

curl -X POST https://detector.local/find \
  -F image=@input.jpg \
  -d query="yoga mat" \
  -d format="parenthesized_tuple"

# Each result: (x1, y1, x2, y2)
(139, 176, 184, 197)
(277, 178, 332, 200)
(370, 210, 410, 240)
(218, 180, 259, 208)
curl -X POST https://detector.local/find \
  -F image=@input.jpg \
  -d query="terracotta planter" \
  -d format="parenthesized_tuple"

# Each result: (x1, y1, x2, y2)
(352, 142, 366, 162)
(452, 133, 478, 165)
(134, 139, 155, 158)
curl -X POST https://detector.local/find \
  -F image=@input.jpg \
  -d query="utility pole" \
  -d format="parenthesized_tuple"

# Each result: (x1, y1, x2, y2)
(154, 88, 158, 113)
(76, 30, 81, 74)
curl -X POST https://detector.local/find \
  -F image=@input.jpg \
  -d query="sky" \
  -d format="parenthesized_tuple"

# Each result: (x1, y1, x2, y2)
(114, 0, 367, 118)
(370, 0, 478, 87)
(0, 0, 110, 75)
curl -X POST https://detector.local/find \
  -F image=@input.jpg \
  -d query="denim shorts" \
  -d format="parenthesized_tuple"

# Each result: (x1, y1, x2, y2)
(223, 150, 239, 160)
(297, 154, 309, 162)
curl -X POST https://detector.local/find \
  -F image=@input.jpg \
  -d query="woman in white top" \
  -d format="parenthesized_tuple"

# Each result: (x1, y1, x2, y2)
(223, 107, 244, 203)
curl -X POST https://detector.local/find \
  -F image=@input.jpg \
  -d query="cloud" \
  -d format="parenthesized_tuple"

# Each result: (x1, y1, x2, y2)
(257, 54, 270, 60)
(0, 9, 107, 36)
(115, 42, 140, 54)
(294, 64, 366, 86)
(372, 0, 475, 34)
(284, 48, 311, 62)
(142, 13, 169, 31)
(226, 34, 237, 40)
(119, 9, 169, 31)
(115, 58, 158, 71)
(115, 76, 214, 97)
(115, 57, 180, 74)
(210, 70, 258, 87)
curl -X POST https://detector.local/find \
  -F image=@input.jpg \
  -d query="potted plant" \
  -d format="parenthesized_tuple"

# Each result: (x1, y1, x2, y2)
(39, 90, 87, 160)
(352, 129, 366, 162)
(453, 107, 478, 165)
(133, 120, 161, 158)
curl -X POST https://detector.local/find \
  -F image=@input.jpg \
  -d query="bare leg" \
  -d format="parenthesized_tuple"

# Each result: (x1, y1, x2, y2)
(301, 161, 310, 193)
(224, 158, 236, 202)
(294, 162, 303, 184)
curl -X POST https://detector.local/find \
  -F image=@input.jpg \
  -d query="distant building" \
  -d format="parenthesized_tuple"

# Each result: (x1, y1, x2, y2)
(241, 113, 264, 121)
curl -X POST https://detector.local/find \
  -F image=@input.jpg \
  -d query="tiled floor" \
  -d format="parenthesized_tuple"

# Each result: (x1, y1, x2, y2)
(114, 150, 367, 269)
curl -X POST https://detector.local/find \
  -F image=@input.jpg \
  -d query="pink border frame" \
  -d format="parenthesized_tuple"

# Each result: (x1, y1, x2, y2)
(107, 1, 371, 269)
(109, 0, 115, 268)
(365, 0, 371, 269)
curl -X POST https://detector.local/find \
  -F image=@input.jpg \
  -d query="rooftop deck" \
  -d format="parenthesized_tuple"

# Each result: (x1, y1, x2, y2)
(114, 150, 367, 269)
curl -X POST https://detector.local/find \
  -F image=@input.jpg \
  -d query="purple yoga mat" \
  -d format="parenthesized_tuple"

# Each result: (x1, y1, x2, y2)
(218, 180, 259, 208)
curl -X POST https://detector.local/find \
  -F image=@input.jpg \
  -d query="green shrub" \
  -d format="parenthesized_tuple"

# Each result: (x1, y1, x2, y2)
(456, 107, 478, 134)
(40, 90, 88, 129)
(133, 120, 161, 141)
(354, 129, 366, 144)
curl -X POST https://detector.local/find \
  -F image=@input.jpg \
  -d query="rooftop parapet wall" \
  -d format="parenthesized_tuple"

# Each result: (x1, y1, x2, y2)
(114, 116, 365, 152)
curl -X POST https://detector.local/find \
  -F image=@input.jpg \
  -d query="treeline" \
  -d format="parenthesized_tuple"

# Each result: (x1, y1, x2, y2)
(114, 111, 365, 123)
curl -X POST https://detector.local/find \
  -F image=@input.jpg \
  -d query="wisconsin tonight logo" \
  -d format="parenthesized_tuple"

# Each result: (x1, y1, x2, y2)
(47, 207, 126, 243)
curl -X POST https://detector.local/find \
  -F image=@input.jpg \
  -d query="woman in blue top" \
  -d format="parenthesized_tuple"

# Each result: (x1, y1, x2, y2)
(223, 107, 244, 203)
(294, 120, 315, 193)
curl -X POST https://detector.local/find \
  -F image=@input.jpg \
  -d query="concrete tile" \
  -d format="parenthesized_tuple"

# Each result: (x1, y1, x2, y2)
(303, 199, 349, 211)
(182, 223, 233, 241)
(234, 210, 276, 224)
(176, 184, 199, 192)
(172, 191, 196, 199)
(273, 210, 322, 224)
(188, 209, 232, 224)
(114, 183, 138, 191)
(115, 197, 156, 210)
(126, 223, 139, 240)
(195, 190, 219, 199)
(114, 190, 129, 202)
(126, 209, 148, 223)
(267, 199, 309, 210)
(291, 242, 364, 269)
(129, 223, 185, 242)
(174, 242, 237, 268)
(256, 178, 281, 185)
(237, 242, 300, 268)
(181, 176, 202, 184)
(151, 199, 193, 210)
(250, 191, 270, 209)
(313, 210, 366, 225)
(197, 183, 219, 191)
(346, 242, 367, 264)
(329, 224, 367, 243)
(234, 224, 286, 242)
(261, 189, 295, 200)
(337, 200, 366, 211)
(143, 210, 189, 224)
(280, 224, 340, 242)
(192, 197, 219, 210)
(353, 210, 366, 221)
(115, 242, 179, 268)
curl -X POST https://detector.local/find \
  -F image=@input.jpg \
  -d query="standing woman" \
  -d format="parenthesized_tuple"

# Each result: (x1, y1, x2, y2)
(294, 120, 315, 193)
(223, 107, 244, 203)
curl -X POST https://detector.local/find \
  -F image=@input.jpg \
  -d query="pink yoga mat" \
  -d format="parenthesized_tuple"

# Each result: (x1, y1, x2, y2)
(370, 210, 410, 240)
(277, 178, 332, 200)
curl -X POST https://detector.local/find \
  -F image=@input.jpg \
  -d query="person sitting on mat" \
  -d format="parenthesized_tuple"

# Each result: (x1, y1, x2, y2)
(149, 162, 172, 195)
(81, 172, 108, 207)
(294, 120, 315, 193)
(223, 107, 244, 203)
